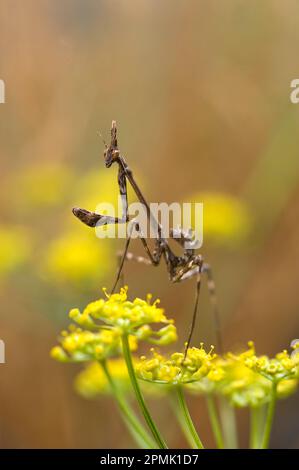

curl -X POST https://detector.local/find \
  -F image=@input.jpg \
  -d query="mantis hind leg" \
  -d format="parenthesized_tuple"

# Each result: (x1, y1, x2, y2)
(183, 265, 202, 359)
(172, 258, 223, 357)
(201, 263, 223, 353)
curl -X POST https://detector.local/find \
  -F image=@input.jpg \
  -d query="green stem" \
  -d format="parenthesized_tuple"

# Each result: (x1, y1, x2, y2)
(170, 392, 198, 448)
(206, 396, 224, 449)
(176, 386, 204, 449)
(219, 397, 238, 449)
(121, 334, 167, 449)
(261, 382, 277, 449)
(249, 406, 266, 449)
(101, 360, 155, 449)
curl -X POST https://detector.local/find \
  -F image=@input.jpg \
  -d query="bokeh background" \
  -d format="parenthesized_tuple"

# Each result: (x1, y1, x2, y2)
(0, 0, 299, 448)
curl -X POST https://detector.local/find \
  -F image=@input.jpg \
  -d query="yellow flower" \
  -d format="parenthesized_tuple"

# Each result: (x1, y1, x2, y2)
(0, 226, 31, 279)
(188, 192, 252, 246)
(136, 345, 216, 385)
(75, 358, 169, 399)
(243, 344, 299, 383)
(187, 342, 299, 407)
(212, 356, 270, 408)
(186, 343, 267, 407)
(43, 229, 112, 287)
(75, 359, 132, 397)
(69, 287, 177, 344)
(50, 325, 137, 363)
(277, 379, 298, 398)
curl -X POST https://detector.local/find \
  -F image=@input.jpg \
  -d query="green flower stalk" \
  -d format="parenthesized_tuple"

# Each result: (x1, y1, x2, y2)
(219, 397, 238, 449)
(242, 343, 299, 448)
(176, 386, 204, 449)
(76, 358, 156, 448)
(135, 344, 217, 448)
(51, 324, 154, 448)
(170, 392, 197, 448)
(75, 359, 169, 399)
(100, 359, 155, 449)
(206, 396, 224, 449)
(249, 406, 266, 449)
(122, 334, 167, 449)
(185, 342, 299, 448)
(261, 382, 277, 449)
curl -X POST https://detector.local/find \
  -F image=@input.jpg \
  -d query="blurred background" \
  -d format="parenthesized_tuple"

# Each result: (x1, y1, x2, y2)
(0, 0, 299, 448)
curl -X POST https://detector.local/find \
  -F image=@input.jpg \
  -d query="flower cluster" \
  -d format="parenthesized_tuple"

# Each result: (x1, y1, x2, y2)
(136, 345, 217, 385)
(51, 289, 177, 365)
(68, 287, 177, 344)
(187, 342, 299, 407)
(75, 359, 132, 397)
(51, 287, 299, 449)
(51, 325, 137, 363)
(242, 343, 299, 383)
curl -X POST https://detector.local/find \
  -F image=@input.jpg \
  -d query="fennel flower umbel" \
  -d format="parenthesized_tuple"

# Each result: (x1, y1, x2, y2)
(136, 345, 217, 385)
(68, 287, 177, 345)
